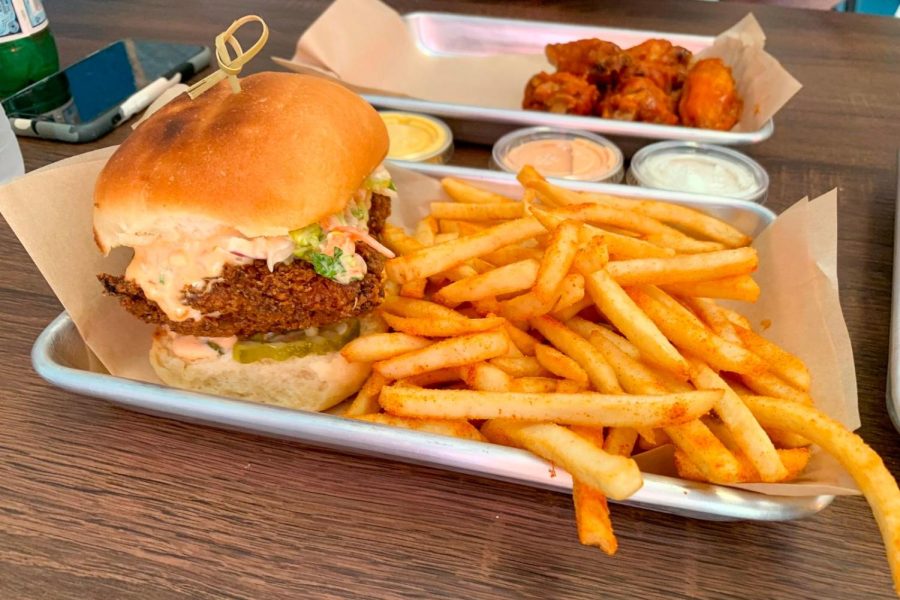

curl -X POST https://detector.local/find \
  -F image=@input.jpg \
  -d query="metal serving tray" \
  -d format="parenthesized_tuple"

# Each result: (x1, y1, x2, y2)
(362, 12, 775, 147)
(887, 151, 900, 432)
(31, 164, 831, 522)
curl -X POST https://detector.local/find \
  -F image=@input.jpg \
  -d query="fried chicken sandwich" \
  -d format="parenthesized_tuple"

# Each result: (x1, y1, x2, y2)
(93, 72, 395, 411)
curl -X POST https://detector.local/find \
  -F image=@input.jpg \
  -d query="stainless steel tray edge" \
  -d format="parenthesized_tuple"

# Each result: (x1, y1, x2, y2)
(32, 313, 833, 522)
(887, 150, 900, 433)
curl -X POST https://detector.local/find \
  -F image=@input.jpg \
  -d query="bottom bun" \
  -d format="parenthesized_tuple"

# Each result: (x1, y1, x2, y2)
(150, 316, 384, 412)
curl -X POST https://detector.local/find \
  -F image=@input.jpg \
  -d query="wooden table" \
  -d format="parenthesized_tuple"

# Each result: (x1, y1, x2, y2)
(3, 1, 900, 598)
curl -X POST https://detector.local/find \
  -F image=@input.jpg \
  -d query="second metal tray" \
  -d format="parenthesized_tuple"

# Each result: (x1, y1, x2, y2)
(31, 163, 829, 523)
(363, 12, 774, 146)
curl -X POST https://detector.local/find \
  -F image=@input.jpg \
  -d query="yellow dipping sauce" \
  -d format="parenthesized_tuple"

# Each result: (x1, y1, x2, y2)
(379, 112, 452, 163)
(505, 138, 618, 181)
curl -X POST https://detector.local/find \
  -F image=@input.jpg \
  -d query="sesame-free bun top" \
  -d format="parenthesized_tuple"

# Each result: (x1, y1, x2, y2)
(93, 72, 389, 253)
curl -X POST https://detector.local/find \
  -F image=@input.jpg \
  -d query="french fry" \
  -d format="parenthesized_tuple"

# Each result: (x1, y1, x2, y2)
(442, 177, 515, 204)
(430, 201, 525, 221)
(575, 191, 752, 248)
(400, 367, 463, 388)
(553, 203, 724, 254)
(552, 274, 586, 312)
(567, 318, 640, 360)
(572, 481, 617, 555)
(433, 232, 460, 244)
(498, 290, 560, 322)
(573, 237, 610, 277)
(381, 297, 467, 321)
(662, 275, 761, 303)
(681, 296, 743, 345)
(382, 224, 423, 256)
(510, 377, 561, 393)
(460, 362, 513, 392)
(733, 325, 812, 391)
(399, 278, 427, 299)
(414, 216, 438, 246)
(603, 427, 638, 457)
(579, 267, 689, 378)
(721, 306, 752, 330)
(743, 395, 900, 592)
(356, 413, 487, 442)
(380, 386, 721, 428)
(556, 379, 588, 393)
(570, 425, 606, 449)
(764, 427, 811, 449)
(503, 321, 539, 355)
(471, 297, 502, 317)
(380, 313, 506, 337)
(582, 325, 740, 482)
(386, 217, 546, 284)
(585, 330, 667, 394)
(374, 329, 508, 380)
(533, 220, 581, 303)
(490, 356, 551, 378)
(532, 316, 622, 393)
(740, 374, 813, 405)
(665, 419, 742, 484)
(687, 357, 787, 483)
(674, 447, 810, 484)
(341, 332, 432, 363)
(552, 296, 593, 322)
(482, 245, 545, 266)
(344, 371, 390, 417)
(535, 343, 590, 387)
(605, 248, 758, 287)
(629, 286, 766, 375)
(531, 205, 674, 260)
(481, 419, 642, 501)
(433, 259, 540, 306)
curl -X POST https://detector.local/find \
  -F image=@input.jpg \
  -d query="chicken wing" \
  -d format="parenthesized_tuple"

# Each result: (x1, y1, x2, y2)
(625, 39, 692, 95)
(546, 39, 631, 89)
(523, 71, 600, 116)
(598, 76, 678, 125)
(678, 58, 742, 131)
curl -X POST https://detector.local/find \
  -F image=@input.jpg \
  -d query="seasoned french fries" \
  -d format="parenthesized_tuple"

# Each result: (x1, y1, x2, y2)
(442, 177, 515, 204)
(386, 217, 545, 283)
(605, 247, 758, 287)
(341, 333, 432, 363)
(662, 275, 761, 303)
(374, 329, 508, 380)
(430, 201, 525, 221)
(576, 190, 752, 248)
(580, 268, 689, 378)
(379, 386, 721, 427)
(481, 419, 642, 500)
(532, 315, 621, 393)
(380, 312, 506, 337)
(535, 343, 590, 387)
(628, 286, 766, 375)
(533, 220, 580, 303)
(433, 259, 539, 306)
(334, 169, 900, 590)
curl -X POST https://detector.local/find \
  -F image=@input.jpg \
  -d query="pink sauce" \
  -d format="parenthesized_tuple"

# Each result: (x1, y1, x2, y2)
(505, 138, 618, 180)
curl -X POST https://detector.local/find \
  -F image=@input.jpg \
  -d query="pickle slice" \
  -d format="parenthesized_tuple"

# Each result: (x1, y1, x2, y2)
(232, 319, 361, 364)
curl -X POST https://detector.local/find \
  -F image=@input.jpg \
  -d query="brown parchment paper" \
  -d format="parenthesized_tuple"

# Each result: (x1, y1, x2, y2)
(273, 0, 801, 132)
(0, 145, 856, 496)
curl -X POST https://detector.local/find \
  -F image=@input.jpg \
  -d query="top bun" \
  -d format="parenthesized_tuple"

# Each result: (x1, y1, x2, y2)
(93, 72, 388, 253)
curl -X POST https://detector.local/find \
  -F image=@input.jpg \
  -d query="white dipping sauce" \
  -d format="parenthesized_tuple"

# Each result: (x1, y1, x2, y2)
(639, 151, 757, 197)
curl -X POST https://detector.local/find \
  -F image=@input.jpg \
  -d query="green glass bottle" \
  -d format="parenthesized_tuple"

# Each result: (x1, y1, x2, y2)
(0, 0, 60, 99)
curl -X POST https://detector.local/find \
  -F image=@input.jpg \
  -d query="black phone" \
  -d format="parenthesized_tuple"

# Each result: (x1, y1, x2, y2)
(2, 39, 209, 143)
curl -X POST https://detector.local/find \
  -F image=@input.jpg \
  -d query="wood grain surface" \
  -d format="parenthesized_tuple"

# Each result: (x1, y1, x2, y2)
(3, 1, 900, 598)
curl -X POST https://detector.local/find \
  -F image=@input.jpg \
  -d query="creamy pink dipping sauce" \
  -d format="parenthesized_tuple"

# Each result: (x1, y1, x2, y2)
(505, 138, 618, 181)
